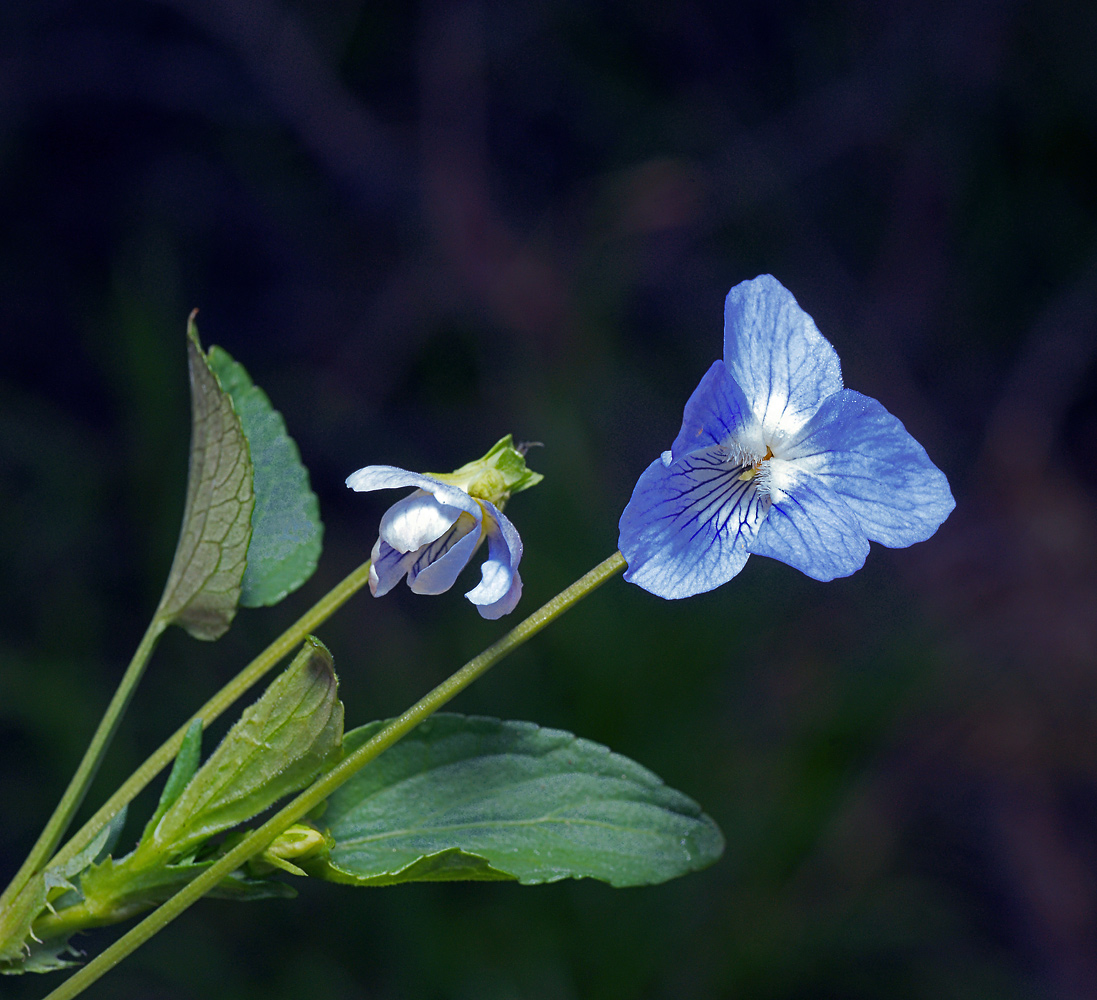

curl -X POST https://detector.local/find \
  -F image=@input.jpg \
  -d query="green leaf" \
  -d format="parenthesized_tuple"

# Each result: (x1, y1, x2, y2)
(307, 714, 724, 888)
(207, 346, 322, 607)
(144, 637, 343, 860)
(155, 317, 254, 640)
(140, 718, 203, 844)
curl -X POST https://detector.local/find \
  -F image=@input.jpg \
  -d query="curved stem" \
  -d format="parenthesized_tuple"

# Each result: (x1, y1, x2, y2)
(42, 558, 374, 881)
(0, 618, 166, 918)
(43, 551, 626, 1000)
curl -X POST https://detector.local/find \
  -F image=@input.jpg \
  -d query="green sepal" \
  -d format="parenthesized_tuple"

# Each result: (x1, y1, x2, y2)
(428, 435, 543, 509)
(154, 316, 254, 640)
(142, 637, 343, 861)
(206, 346, 323, 607)
(309, 714, 724, 889)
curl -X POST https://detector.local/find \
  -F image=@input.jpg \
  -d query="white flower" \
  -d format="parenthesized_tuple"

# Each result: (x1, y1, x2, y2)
(346, 437, 541, 619)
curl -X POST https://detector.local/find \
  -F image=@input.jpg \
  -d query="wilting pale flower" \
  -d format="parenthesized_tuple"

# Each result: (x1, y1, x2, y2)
(618, 275, 955, 599)
(346, 436, 542, 619)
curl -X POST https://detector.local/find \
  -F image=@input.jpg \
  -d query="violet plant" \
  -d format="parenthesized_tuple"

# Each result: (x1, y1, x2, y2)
(0, 277, 953, 998)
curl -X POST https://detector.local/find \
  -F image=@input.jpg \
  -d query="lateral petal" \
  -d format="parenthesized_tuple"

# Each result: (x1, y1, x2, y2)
(723, 275, 844, 440)
(783, 389, 955, 548)
(618, 447, 769, 599)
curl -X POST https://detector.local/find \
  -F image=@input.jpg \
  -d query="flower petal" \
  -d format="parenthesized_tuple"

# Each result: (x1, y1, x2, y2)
(668, 360, 764, 464)
(368, 536, 418, 597)
(476, 569, 523, 620)
(345, 465, 480, 516)
(723, 275, 843, 440)
(749, 462, 870, 581)
(379, 489, 463, 552)
(407, 511, 481, 595)
(465, 502, 524, 614)
(618, 447, 769, 599)
(783, 389, 955, 547)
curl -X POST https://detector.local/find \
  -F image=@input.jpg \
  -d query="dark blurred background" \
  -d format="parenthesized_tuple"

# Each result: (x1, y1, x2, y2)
(2, 1, 1097, 997)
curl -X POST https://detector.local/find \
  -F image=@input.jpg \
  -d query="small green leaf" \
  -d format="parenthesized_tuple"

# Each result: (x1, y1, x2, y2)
(308, 714, 724, 888)
(140, 719, 203, 844)
(207, 346, 322, 607)
(145, 637, 343, 860)
(155, 317, 254, 640)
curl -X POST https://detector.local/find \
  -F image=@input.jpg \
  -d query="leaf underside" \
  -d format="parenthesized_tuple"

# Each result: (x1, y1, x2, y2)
(207, 346, 322, 607)
(155, 320, 254, 640)
(308, 714, 724, 888)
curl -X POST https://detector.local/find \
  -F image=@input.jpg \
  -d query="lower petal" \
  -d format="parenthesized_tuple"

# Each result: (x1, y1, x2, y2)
(749, 463, 870, 581)
(618, 447, 769, 599)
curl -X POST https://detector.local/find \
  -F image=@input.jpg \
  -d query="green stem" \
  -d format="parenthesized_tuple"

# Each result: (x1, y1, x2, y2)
(42, 558, 375, 881)
(0, 618, 166, 919)
(43, 551, 626, 1000)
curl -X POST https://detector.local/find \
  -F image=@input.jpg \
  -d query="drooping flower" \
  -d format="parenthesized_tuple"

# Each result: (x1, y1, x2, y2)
(346, 436, 542, 619)
(618, 275, 954, 598)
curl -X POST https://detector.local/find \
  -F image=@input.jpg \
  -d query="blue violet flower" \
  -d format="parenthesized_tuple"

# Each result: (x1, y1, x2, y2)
(347, 436, 542, 619)
(618, 275, 955, 599)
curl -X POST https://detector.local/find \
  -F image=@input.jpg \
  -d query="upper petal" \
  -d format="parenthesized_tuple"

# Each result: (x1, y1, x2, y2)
(749, 461, 870, 581)
(668, 360, 764, 464)
(465, 502, 524, 614)
(782, 389, 955, 548)
(723, 275, 844, 440)
(618, 447, 769, 599)
(379, 490, 463, 552)
(345, 465, 480, 516)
